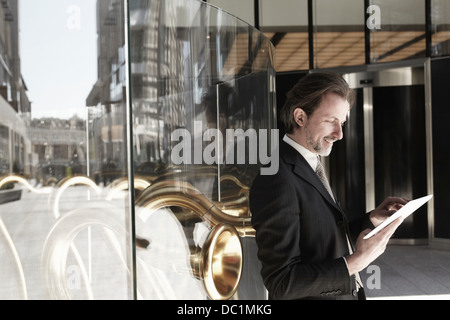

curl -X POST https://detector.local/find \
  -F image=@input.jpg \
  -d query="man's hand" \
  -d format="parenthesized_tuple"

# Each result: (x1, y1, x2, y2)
(369, 196, 409, 227)
(346, 216, 404, 276)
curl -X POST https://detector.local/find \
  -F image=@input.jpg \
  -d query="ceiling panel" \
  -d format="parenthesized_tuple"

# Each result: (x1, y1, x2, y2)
(264, 29, 450, 72)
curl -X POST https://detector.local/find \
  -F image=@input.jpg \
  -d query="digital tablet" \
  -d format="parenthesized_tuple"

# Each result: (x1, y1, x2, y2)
(363, 194, 433, 239)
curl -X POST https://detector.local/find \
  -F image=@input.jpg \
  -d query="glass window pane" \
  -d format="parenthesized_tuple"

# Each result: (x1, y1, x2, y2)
(0, 0, 133, 299)
(129, 0, 276, 300)
(369, 0, 426, 63)
(313, 0, 365, 69)
(431, 0, 450, 57)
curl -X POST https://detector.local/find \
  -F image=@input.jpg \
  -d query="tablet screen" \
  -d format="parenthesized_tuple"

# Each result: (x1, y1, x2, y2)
(363, 194, 433, 239)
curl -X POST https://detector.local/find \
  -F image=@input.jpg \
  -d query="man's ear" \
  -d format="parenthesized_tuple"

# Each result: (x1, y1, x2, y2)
(293, 108, 306, 127)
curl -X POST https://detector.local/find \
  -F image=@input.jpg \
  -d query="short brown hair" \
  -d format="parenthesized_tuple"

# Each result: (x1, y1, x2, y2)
(279, 72, 354, 134)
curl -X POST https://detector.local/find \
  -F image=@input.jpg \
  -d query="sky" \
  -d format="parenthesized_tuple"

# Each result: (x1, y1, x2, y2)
(19, 0, 98, 119)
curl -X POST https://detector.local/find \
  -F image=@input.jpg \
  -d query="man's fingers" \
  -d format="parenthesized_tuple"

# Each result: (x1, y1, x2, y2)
(380, 216, 404, 237)
(384, 197, 409, 210)
(360, 228, 372, 238)
(367, 216, 404, 240)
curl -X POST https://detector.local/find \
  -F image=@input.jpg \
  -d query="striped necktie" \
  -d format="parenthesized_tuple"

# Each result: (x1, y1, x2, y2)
(315, 157, 334, 201)
(315, 156, 363, 294)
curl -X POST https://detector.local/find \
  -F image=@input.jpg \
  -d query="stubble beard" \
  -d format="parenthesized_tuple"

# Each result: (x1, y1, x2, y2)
(305, 123, 332, 157)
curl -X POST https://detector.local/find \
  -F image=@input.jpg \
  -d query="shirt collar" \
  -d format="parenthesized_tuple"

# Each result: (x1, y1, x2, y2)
(283, 134, 318, 171)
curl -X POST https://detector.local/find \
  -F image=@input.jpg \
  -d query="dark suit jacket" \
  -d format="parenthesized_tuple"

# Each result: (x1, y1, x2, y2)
(250, 140, 374, 300)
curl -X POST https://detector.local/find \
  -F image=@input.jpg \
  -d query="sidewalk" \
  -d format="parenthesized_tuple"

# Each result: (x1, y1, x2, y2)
(360, 245, 450, 300)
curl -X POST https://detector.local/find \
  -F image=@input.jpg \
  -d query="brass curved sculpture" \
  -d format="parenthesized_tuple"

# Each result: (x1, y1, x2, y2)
(135, 179, 255, 237)
(50, 176, 102, 219)
(0, 217, 28, 299)
(106, 175, 152, 200)
(190, 223, 243, 300)
(0, 174, 51, 194)
(41, 207, 128, 299)
(135, 178, 254, 300)
(3, 171, 253, 299)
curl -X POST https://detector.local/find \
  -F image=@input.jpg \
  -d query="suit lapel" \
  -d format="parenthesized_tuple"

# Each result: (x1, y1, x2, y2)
(281, 141, 344, 213)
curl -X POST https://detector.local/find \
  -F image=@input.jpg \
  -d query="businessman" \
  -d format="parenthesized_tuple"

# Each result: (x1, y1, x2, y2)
(249, 72, 407, 300)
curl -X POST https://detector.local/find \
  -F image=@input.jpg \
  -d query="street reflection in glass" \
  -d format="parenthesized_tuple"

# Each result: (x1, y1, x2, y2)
(0, 0, 275, 299)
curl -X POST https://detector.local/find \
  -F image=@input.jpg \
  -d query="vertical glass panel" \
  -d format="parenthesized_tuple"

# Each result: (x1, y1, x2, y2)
(431, 0, 450, 57)
(129, 0, 276, 300)
(313, 0, 365, 69)
(260, 0, 309, 72)
(0, 0, 133, 299)
(369, 0, 426, 63)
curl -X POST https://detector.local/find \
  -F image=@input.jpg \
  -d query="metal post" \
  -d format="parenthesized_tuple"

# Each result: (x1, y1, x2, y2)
(308, 0, 314, 69)
(364, 0, 371, 64)
(425, 0, 432, 57)
(363, 87, 375, 212)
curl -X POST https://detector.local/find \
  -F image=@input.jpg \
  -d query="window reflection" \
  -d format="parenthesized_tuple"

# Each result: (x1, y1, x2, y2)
(29, 117, 87, 186)
(0, 0, 133, 300)
(128, 0, 275, 300)
(0, 0, 275, 300)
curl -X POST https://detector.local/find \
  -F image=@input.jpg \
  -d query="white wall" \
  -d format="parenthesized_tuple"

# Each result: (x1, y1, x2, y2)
(207, 0, 254, 25)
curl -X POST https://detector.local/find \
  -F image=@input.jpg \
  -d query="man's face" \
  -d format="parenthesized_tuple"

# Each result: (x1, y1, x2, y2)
(302, 92, 349, 156)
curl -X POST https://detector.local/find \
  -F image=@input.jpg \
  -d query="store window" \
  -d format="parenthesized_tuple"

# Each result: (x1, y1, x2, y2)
(368, 0, 426, 63)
